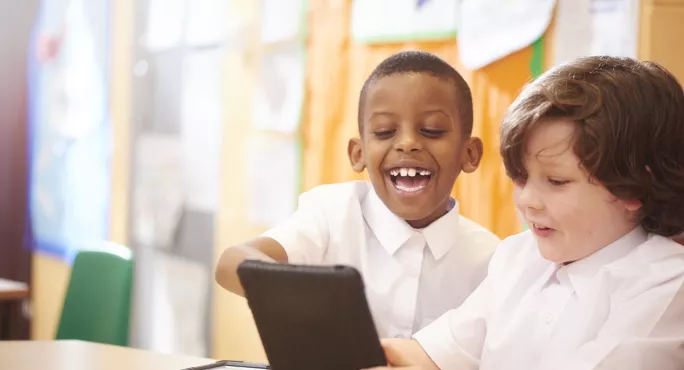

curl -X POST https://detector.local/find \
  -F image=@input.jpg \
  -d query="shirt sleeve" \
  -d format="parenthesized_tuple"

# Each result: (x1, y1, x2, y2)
(260, 188, 329, 264)
(412, 276, 490, 370)
(550, 270, 684, 370)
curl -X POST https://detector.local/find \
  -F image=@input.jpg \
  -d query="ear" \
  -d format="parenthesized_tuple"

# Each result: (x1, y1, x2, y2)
(347, 137, 366, 173)
(623, 198, 642, 212)
(460, 137, 484, 174)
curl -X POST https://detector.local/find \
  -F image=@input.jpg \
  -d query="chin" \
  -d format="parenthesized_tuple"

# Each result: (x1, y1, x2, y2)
(536, 242, 570, 264)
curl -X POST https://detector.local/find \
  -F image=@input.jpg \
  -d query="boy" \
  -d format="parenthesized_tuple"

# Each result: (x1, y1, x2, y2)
(215, 51, 501, 338)
(367, 56, 684, 369)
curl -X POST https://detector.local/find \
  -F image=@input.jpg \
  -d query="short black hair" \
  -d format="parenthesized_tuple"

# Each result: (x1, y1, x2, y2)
(357, 50, 473, 135)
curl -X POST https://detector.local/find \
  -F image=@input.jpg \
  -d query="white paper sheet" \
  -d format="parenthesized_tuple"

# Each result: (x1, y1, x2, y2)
(133, 135, 185, 248)
(458, 0, 556, 70)
(184, 0, 231, 46)
(252, 44, 305, 133)
(554, 0, 640, 65)
(351, 0, 460, 42)
(145, 0, 185, 52)
(246, 134, 299, 227)
(260, 0, 306, 44)
(130, 247, 209, 357)
(180, 51, 224, 212)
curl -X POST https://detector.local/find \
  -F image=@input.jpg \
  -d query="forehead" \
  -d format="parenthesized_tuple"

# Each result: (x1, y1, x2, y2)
(364, 73, 457, 113)
(525, 119, 580, 168)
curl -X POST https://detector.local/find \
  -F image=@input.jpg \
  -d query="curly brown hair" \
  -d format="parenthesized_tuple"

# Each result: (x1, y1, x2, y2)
(500, 56, 684, 237)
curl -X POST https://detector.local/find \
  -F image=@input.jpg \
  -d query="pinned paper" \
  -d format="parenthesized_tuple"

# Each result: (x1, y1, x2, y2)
(458, 0, 555, 70)
(133, 135, 185, 248)
(145, 0, 185, 51)
(180, 50, 224, 212)
(245, 134, 300, 227)
(351, 0, 459, 43)
(252, 44, 306, 133)
(554, 0, 640, 65)
(260, 0, 307, 44)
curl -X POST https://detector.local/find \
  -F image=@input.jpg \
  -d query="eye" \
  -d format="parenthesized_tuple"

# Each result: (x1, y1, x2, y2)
(373, 129, 395, 139)
(420, 128, 446, 137)
(548, 178, 569, 186)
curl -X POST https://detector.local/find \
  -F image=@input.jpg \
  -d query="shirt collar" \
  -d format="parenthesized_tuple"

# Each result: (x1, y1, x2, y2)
(362, 189, 459, 260)
(420, 198, 460, 260)
(558, 227, 648, 298)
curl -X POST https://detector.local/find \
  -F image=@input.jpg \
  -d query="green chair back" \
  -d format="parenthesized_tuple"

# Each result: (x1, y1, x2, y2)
(56, 243, 133, 346)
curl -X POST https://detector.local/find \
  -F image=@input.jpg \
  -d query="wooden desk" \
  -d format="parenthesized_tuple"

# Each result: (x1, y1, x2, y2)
(0, 278, 29, 340)
(0, 340, 217, 370)
(0, 278, 28, 301)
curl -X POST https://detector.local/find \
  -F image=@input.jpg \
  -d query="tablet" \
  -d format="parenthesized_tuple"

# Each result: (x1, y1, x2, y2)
(237, 260, 387, 370)
(182, 360, 269, 369)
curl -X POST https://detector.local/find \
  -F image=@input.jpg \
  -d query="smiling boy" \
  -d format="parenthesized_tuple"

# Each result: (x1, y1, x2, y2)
(367, 56, 684, 370)
(215, 51, 500, 338)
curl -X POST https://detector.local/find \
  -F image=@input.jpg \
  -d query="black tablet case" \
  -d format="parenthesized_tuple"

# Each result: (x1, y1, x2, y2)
(237, 260, 387, 370)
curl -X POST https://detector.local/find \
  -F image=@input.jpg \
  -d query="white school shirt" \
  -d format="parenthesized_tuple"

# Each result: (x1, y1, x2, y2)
(414, 227, 684, 370)
(261, 181, 500, 339)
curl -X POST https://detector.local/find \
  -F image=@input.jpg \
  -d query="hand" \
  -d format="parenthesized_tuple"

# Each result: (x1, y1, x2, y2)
(362, 338, 439, 369)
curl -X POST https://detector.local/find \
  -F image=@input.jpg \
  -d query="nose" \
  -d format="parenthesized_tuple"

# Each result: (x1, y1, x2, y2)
(515, 182, 543, 212)
(393, 128, 423, 153)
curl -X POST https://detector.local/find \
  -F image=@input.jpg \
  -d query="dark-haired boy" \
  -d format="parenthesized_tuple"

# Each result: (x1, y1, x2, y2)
(215, 51, 500, 338)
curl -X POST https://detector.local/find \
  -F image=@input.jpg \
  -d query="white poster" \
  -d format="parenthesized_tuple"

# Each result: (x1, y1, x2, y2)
(554, 0, 640, 65)
(145, 0, 185, 51)
(351, 0, 460, 42)
(180, 51, 224, 212)
(458, 0, 555, 70)
(133, 135, 185, 249)
(246, 134, 299, 227)
(252, 44, 306, 133)
(260, 0, 307, 44)
(185, 0, 231, 46)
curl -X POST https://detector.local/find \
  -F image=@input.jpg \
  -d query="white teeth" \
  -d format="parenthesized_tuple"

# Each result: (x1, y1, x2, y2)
(389, 167, 432, 177)
(395, 184, 426, 192)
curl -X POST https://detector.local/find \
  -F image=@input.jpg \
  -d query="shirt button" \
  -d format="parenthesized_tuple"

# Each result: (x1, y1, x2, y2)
(545, 313, 554, 324)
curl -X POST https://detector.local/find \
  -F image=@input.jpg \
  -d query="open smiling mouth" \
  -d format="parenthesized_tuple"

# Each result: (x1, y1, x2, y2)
(388, 167, 433, 193)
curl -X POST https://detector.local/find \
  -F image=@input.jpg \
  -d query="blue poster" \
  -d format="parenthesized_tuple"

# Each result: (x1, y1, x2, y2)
(27, 0, 111, 262)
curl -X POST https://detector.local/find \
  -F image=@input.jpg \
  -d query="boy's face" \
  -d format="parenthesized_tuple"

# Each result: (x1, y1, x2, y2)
(348, 73, 483, 228)
(513, 119, 641, 264)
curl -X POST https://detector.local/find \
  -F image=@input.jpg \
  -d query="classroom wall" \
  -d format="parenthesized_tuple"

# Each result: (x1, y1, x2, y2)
(639, 0, 684, 82)
(30, 0, 133, 340)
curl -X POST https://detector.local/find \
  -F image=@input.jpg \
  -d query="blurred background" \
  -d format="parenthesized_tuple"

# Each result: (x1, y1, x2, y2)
(0, 0, 681, 364)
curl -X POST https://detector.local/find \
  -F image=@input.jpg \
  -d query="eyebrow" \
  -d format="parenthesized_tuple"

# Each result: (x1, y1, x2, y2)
(419, 109, 451, 118)
(369, 111, 398, 119)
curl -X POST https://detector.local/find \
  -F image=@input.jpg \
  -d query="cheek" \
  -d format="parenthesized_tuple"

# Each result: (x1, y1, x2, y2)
(431, 143, 461, 172)
(554, 188, 622, 236)
(512, 185, 522, 208)
(363, 145, 386, 167)
(545, 188, 588, 227)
